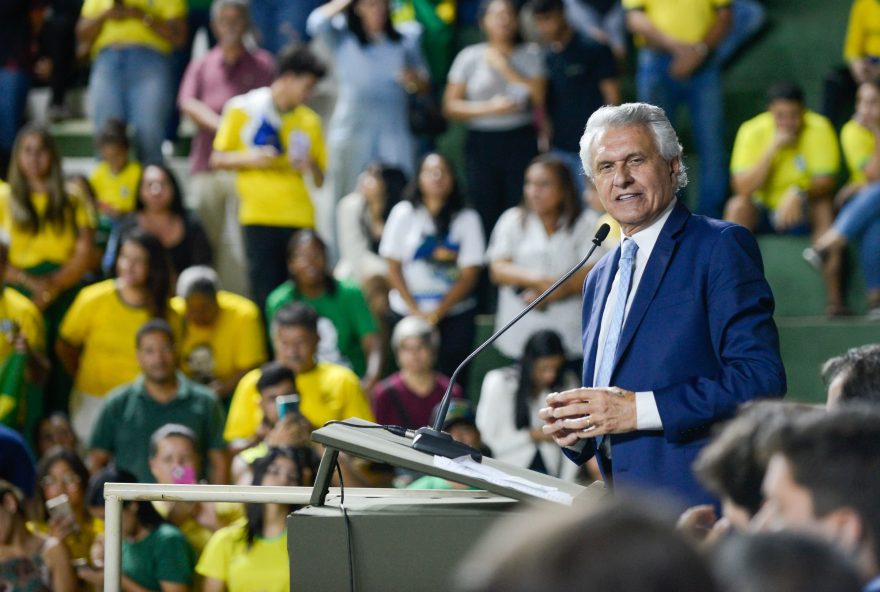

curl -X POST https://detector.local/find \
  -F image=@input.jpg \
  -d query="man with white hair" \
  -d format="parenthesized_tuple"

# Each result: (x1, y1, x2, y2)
(540, 103, 786, 508)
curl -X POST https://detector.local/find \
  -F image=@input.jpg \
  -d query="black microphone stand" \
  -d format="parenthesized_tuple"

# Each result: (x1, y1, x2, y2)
(412, 223, 612, 461)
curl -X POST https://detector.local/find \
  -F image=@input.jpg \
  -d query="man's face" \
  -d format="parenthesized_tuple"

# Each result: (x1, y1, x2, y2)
(590, 125, 679, 236)
(212, 5, 248, 48)
(273, 325, 318, 374)
(259, 378, 297, 425)
(149, 436, 198, 485)
(185, 293, 219, 328)
(769, 99, 805, 137)
(532, 10, 567, 44)
(756, 454, 819, 533)
(137, 331, 177, 384)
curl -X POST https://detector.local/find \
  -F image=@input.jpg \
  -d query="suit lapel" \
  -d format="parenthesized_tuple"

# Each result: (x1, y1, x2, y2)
(583, 247, 619, 386)
(612, 202, 690, 374)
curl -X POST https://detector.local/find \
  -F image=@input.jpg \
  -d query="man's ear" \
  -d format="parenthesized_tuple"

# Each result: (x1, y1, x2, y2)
(821, 507, 866, 555)
(669, 157, 681, 183)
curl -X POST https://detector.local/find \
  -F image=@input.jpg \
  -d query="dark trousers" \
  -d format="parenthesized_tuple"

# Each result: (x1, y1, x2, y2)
(243, 225, 300, 312)
(464, 125, 538, 237)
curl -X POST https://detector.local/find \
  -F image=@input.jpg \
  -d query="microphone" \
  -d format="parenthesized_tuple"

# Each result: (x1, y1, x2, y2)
(412, 223, 612, 461)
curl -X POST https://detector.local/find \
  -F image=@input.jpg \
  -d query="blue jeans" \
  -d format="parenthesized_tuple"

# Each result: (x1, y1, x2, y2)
(88, 46, 173, 165)
(715, 0, 766, 64)
(0, 68, 30, 154)
(636, 49, 728, 219)
(835, 183, 880, 290)
(250, 0, 322, 53)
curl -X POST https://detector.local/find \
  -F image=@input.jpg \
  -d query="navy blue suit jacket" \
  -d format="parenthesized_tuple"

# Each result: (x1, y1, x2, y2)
(573, 202, 786, 507)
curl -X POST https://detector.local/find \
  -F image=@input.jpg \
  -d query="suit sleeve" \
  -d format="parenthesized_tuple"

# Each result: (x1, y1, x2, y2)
(653, 225, 786, 443)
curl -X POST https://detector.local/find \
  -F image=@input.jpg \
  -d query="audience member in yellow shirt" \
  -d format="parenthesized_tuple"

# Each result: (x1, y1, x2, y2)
(171, 266, 267, 407)
(726, 82, 845, 316)
(0, 125, 96, 415)
(77, 0, 186, 164)
(211, 44, 328, 311)
(89, 119, 142, 219)
(57, 228, 177, 442)
(224, 303, 373, 451)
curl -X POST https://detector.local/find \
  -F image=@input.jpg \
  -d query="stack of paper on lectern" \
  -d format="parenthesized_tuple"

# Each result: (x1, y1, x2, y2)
(434, 455, 574, 505)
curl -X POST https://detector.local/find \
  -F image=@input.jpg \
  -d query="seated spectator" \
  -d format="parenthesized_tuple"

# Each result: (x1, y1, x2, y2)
(487, 154, 605, 363)
(805, 80, 880, 320)
(0, 235, 49, 430)
(379, 153, 486, 379)
(0, 480, 75, 592)
(225, 303, 374, 447)
(725, 82, 844, 316)
(210, 44, 328, 311)
(529, 0, 620, 196)
(34, 412, 78, 459)
(454, 498, 718, 592)
(106, 164, 213, 276)
(307, 0, 428, 204)
(177, 0, 275, 296)
(755, 406, 880, 589)
(711, 531, 863, 592)
(821, 344, 880, 408)
(65, 174, 113, 282)
(76, 0, 186, 164)
(677, 401, 820, 541)
(148, 424, 219, 555)
(476, 330, 580, 480)
(172, 266, 267, 405)
(33, 449, 98, 566)
(89, 118, 142, 221)
(57, 228, 177, 441)
(197, 447, 319, 592)
(334, 163, 407, 318)
(1, 124, 96, 415)
(86, 319, 227, 484)
(230, 363, 312, 483)
(77, 467, 196, 592)
(0, 424, 36, 498)
(266, 230, 381, 390)
(372, 315, 462, 430)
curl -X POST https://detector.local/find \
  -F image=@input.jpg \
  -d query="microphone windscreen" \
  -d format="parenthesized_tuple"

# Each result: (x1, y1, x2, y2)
(595, 223, 611, 243)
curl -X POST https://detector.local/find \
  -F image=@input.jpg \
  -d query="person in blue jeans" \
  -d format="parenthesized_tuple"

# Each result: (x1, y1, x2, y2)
(251, 0, 323, 53)
(805, 80, 880, 320)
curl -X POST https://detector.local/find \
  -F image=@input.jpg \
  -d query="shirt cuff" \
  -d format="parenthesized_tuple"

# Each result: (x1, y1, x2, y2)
(635, 391, 663, 430)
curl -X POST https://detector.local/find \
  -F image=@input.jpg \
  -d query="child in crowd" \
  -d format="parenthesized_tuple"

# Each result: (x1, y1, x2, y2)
(88, 119, 142, 222)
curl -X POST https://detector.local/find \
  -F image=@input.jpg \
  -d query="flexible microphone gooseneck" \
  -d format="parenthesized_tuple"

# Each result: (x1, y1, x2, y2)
(411, 223, 612, 461)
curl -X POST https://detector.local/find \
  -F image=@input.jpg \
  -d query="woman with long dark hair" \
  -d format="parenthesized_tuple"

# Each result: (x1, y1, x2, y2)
(265, 230, 382, 390)
(379, 152, 485, 379)
(105, 163, 212, 276)
(307, 0, 428, 203)
(57, 227, 177, 441)
(197, 447, 318, 592)
(475, 329, 580, 480)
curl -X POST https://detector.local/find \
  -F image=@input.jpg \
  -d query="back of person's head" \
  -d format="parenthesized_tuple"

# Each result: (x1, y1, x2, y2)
(694, 401, 822, 520)
(96, 118, 130, 149)
(391, 315, 440, 352)
(822, 344, 880, 408)
(271, 302, 319, 336)
(136, 318, 175, 349)
(256, 361, 297, 394)
(276, 43, 327, 80)
(148, 424, 197, 458)
(527, 0, 564, 15)
(455, 498, 717, 592)
(769, 406, 880, 568)
(176, 265, 220, 299)
(711, 531, 862, 592)
(767, 81, 805, 105)
(86, 466, 165, 529)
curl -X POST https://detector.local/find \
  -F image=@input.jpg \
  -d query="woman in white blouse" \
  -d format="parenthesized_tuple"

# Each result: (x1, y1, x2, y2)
(476, 329, 580, 480)
(379, 152, 486, 379)
(487, 153, 606, 363)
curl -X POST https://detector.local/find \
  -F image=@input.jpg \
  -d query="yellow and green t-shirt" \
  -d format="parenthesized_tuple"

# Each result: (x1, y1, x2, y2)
(622, 0, 730, 45)
(90, 160, 142, 215)
(196, 520, 289, 592)
(844, 0, 880, 61)
(841, 118, 876, 186)
(171, 291, 267, 383)
(80, 0, 187, 57)
(0, 184, 96, 270)
(223, 362, 374, 442)
(58, 279, 180, 396)
(0, 288, 45, 362)
(213, 87, 327, 229)
(730, 110, 840, 210)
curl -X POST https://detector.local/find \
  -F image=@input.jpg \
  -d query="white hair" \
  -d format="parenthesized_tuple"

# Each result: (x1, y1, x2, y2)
(579, 103, 689, 190)
(176, 265, 220, 298)
(391, 315, 440, 352)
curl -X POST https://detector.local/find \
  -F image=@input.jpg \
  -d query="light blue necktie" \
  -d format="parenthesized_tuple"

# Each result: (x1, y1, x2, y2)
(594, 238, 638, 457)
